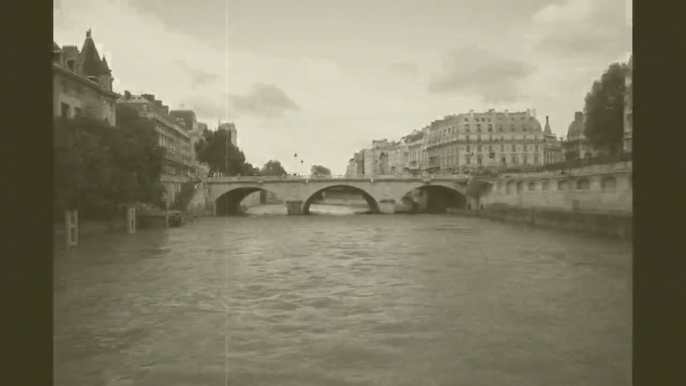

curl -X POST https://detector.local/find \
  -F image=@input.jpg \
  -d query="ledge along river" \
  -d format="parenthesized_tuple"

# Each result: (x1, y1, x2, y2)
(54, 208, 632, 386)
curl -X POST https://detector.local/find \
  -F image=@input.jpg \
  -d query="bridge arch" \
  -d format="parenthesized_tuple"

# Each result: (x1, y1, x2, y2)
(399, 184, 467, 213)
(215, 187, 279, 216)
(302, 184, 380, 215)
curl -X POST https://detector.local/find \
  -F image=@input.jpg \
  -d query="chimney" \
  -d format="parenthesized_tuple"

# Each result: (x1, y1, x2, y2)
(575, 111, 583, 121)
(162, 105, 169, 114)
(546, 115, 549, 125)
(526, 108, 531, 117)
(142, 94, 155, 102)
(532, 109, 537, 118)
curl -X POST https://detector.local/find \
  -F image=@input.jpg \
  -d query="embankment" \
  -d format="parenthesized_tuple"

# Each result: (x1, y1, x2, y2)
(449, 206, 632, 239)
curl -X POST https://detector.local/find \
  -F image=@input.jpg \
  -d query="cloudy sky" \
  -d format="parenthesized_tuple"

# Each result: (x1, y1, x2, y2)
(54, 0, 632, 174)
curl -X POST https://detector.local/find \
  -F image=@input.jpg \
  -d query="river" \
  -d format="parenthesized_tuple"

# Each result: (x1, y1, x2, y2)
(54, 210, 632, 386)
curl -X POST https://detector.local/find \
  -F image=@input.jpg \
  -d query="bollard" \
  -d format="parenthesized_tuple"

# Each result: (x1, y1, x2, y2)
(127, 207, 136, 234)
(65, 210, 78, 247)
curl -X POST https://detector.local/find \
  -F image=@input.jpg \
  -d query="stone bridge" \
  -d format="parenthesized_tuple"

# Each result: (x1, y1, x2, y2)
(205, 175, 486, 215)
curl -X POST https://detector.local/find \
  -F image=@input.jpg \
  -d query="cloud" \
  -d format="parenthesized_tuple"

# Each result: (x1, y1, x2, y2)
(175, 61, 218, 85)
(388, 62, 419, 77)
(228, 83, 300, 119)
(528, 0, 631, 58)
(428, 45, 534, 103)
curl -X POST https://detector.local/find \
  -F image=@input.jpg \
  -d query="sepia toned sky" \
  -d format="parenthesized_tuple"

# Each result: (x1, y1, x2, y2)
(54, 0, 632, 174)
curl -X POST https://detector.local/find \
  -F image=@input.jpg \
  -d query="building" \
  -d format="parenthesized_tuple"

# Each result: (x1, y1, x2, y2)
(218, 122, 238, 147)
(400, 129, 425, 175)
(542, 116, 563, 164)
(170, 109, 204, 148)
(53, 30, 118, 125)
(423, 109, 546, 174)
(386, 141, 404, 175)
(563, 112, 596, 160)
(117, 92, 194, 178)
(623, 54, 633, 153)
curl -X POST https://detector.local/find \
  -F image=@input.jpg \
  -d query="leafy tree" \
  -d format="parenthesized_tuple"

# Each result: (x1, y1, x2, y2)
(310, 165, 332, 176)
(583, 62, 628, 153)
(260, 160, 288, 176)
(194, 128, 254, 175)
(53, 107, 164, 220)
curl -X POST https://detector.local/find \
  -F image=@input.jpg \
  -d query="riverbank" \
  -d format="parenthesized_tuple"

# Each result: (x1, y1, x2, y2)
(449, 206, 632, 239)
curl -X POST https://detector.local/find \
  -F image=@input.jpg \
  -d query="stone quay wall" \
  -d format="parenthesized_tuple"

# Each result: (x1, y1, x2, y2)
(462, 160, 632, 238)
(479, 160, 632, 214)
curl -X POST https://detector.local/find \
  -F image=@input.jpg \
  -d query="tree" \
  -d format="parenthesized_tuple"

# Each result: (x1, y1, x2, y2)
(310, 165, 332, 176)
(583, 62, 628, 154)
(53, 107, 165, 220)
(260, 160, 288, 176)
(194, 128, 253, 175)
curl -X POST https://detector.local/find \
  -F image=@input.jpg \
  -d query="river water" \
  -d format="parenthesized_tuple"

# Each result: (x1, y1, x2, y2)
(54, 211, 632, 386)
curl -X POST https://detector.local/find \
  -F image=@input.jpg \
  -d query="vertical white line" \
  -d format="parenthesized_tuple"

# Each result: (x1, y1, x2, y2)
(224, 2, 230, 385)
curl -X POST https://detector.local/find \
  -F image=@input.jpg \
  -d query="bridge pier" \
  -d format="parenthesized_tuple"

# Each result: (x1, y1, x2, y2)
(378, 199, 396, 214)
(285, 200, 304, 215)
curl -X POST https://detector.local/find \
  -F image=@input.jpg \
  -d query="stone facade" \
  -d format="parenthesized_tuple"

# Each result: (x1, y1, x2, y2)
(480, 161, 632, 214)
(424, 109, 546, 174)
(218, 122, 238, 147)
(117, 93, 194, 178)
(53, 31, 118, 125)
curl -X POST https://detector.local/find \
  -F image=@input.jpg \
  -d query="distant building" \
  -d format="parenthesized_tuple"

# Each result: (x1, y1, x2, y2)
(53, 30, 118, 125)
(623, 54, 633, 153)
(401, 129, 425, 175)
(542, 116, 563, 164)
(218, 122, 238, 147)
(563, 112, 596, 160)
(423, 109, 546, 174)
(117, 92, 194, 178)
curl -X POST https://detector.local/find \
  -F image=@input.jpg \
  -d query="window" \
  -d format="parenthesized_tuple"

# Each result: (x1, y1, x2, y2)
(488, 124, 493, 132)
(499, 126, 503, 132)
(523, 145, 528, 152)
(488, 145, 493, 151)
(501, 157, 506, 165)
(528, 182, 536, 191)
(601, 176, 617, 191)
(477, 135, 481, 142)
(511, 155, 517, 164)
(500, 144, 504, 151)
(477, 145, 481, 152)
(534, 155, 539, 164)
(477, 124, 481, 132)
(67, 59, 75, 71)
(74, 107, 82, 118)
(576, 178, 590, 190)
(477, 156, 482, 165)
(466, 145, 470, 152)
(542, 181, 550, 190)
(523, 125, 527, 131)
(511, 124, 515, 131)
(60, 102, 70, 118)
(535, 145, 538, 151)
(523, 156, 529, 164)
(489, 135, 492, 141)
(466, 156, 471, 165)
(466, 135, 470, 142)
(558, 180, 568, 190)
(465, 124, 470, 132)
